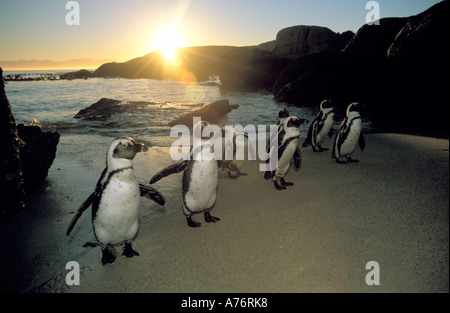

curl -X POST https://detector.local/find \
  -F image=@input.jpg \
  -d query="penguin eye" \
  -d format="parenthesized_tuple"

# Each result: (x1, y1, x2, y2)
(122, 141, 132, 148)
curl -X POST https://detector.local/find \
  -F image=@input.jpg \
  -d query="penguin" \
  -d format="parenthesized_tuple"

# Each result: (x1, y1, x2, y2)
(302, 99, 335, 152)
(264, 109, 304, 180)
(332, 102, 366, 164)
(66, 137, 165, 265)
(267, 116, 308, 190)
(149, 121, 246, 228)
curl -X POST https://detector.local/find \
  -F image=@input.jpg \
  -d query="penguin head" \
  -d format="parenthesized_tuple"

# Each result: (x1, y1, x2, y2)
(107, 137, 147, 168)
(320, 100, 333, 110)
(286, 116, 308, 128)
(278, 108, 290, 120)
(347, 102, 363, 115)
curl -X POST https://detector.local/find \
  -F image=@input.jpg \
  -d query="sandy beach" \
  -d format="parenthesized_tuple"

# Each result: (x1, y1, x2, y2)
(0, 132, 448, 293)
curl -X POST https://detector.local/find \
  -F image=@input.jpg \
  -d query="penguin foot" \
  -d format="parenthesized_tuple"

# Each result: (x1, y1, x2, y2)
(273, 180, 286, 190)
(204, 211, 220, 223)
(122, 241, 140, 258)
(186, 216, 201, 228)
(335, 158, 347, 164)
(264, 171, 272, 180)
(281, 178, 294, 187)
(101, 245, 116, 265)
(346, 157, 360, 163)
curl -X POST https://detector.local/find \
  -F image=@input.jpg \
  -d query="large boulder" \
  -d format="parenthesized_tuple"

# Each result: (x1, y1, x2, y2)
(17, 124, 60, 189)
(168, 99, 238, 126)
(272, 25, 353, 59)
(0, 68, 25, 218)
(1, 68, 60, 219)
(273, 0, 450, 133)
(344, 17, 408, 58)
(218, 47, 290, 90)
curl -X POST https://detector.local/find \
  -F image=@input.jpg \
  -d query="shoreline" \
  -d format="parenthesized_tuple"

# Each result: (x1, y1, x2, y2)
(0, 132, 448, 293)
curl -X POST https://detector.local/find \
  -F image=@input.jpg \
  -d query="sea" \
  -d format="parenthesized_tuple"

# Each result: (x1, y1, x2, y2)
(4, 69, 373, 148)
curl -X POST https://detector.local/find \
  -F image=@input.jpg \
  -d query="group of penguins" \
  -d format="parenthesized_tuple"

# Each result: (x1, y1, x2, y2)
(66, 100, 365, 265)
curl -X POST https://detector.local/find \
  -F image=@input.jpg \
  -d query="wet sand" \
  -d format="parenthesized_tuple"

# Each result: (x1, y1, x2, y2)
(0, 133, 448, 293)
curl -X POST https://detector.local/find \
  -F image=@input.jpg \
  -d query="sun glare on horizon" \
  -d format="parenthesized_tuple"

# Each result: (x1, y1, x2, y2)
(152, 25, 185, 60)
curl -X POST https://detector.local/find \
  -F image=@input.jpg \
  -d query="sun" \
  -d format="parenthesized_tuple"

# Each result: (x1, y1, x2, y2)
(152, 25, 185, 60)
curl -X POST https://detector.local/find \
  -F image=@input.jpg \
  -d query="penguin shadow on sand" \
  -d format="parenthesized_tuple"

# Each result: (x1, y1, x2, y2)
(149, 120, 247, 228)
(66, 137, 166, 265)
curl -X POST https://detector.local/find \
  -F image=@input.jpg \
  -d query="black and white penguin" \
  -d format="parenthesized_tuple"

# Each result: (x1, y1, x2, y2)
(303, 99, 335, 152)
(332, 102, 366, 164)
(267, 116, 308, 190)
(66, 137, 165, 265)
(264, 109, 303, 180)
(150, 121, 246, 228)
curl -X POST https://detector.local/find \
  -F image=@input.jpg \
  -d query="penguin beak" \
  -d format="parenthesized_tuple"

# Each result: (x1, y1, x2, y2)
(135, 143, 148, 153)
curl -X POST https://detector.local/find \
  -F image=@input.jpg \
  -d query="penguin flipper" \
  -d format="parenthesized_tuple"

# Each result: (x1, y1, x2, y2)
(358, 133, 366, 150)
(327, 127, 334, 138)
(139, 184, 165, 205)
(66, 191, 96, 236)
(293, 147, 302, 171)
(149, 160, 188, 184)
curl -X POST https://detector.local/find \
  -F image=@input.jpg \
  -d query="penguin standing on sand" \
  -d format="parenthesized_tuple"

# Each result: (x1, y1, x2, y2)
(66, 137, 165, 265)
(303, 100, 335, 152)
(332, 102, 366, 164)
(264, 109, 303, 180)
(150, 121, 246, 228)
(267, 116, 308, 190)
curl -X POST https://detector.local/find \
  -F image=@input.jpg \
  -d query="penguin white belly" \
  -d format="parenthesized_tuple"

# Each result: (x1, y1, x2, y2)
(340, 120, 361, 156)
(275, 139, 298, 177)
(183, 160, 218, 214)
(316, 115, 334, 145)
(94, 175, 140, 245)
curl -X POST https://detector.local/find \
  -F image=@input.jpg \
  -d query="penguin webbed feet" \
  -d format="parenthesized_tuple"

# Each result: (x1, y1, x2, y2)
(122, 241, 140, 258)
(204, 211, 220, 223)
(313, 145, 329, 153)
(346, 157, 360, 163)
(186, 215, 201, 228)
(273, 177, 294, 190)
(101, 245, 117, 265)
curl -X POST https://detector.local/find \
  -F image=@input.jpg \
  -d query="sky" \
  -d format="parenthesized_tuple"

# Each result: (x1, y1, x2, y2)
(0, 0, 443, 68)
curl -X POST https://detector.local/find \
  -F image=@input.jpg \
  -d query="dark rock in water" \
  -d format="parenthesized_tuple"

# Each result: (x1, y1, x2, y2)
(60, 69, 93, 80)
(218, 47, 290, 90)
(74, 98, 122, 120)
(168, 100, 238, 126)
(1, 67, 60, 219)
(17, 125, 60, 190)
(0, 67, 25, 219)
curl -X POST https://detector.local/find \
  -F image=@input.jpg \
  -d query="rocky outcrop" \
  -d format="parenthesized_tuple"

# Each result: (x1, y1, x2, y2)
(168, 100, 238, 126)
(217, 47, 290, 90)
(60, 69, 93, 80)
(1, 67, 60, 219)
(17, 124, 60, 189)
(271, 25, 353, 59)
(344, 17, 408, 58)
(1, 68, 25, 218)
(93, 46, 235, 81)
(274, 0, 450, 133)
(74, 98, 122, 120)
